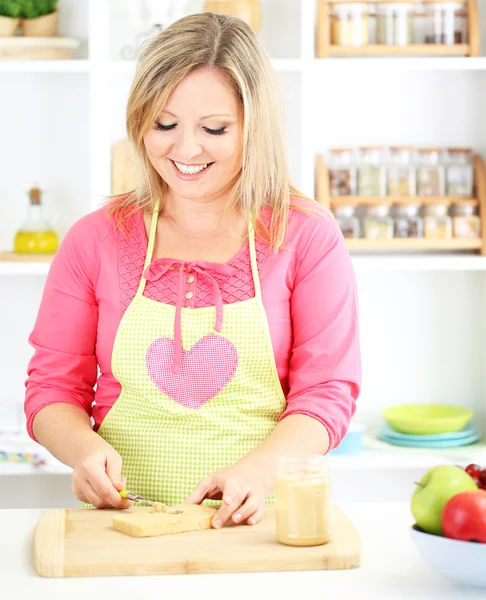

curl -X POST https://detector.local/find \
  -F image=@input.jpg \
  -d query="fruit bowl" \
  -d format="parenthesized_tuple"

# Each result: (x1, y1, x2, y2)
(382, 404, 473, 434)
(411, 525, 486, 588)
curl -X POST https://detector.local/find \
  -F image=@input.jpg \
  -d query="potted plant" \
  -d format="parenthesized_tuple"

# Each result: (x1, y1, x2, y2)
(20, 0, 58, 37)
(0, 0, 22, 36)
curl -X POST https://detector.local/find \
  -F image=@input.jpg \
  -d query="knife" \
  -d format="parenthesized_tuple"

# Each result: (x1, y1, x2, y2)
(119, 489, 183, 514)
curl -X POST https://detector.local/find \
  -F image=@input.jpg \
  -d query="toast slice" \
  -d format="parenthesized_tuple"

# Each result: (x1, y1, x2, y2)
(112, 504, 217, 538)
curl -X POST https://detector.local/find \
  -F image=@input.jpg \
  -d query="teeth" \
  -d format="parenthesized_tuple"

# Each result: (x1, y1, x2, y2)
(174, 161, 209, 175)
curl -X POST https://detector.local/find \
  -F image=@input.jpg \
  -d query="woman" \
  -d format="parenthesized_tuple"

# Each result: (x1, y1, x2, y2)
(24, 13, 361, 529)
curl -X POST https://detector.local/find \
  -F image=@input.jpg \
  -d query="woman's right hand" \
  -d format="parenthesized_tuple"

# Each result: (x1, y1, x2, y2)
(71, 442, 132, 509)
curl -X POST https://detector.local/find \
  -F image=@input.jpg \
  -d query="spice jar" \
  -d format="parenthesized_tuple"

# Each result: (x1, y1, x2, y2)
(393, 202, 424, 238)
(424, 203, 452, 239)
(387, 146, 415, 196)
(328, 148, 358, 196)
(364, 203, 394, 239)
(446, 148, 474, 197)
(452, 202, 481, 238)
(376, 2, 414, 45)
(358, 147, 386, 196)
(275, 454, 331, 547)
(416, 148, 445, 196)
(330, 3, 369, 46)
(333, 204, 361, 238)
(423, 1, 468, 44)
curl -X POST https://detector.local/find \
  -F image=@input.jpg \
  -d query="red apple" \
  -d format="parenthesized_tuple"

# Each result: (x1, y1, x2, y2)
(441, 490, 486, 543)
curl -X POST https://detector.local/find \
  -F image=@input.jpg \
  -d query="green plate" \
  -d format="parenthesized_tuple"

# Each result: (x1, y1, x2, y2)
(381, 404, 474, 435)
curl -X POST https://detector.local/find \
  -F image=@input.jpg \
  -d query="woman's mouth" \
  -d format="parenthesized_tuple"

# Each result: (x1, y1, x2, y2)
(170, 160, 214, 180)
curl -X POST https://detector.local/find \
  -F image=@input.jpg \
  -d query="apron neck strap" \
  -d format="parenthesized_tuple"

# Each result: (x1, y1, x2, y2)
(248, 215, 262, 300)
(137, 199, 159, 296)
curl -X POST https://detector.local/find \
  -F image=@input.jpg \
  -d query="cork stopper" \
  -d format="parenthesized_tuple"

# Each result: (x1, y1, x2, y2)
(29, 186, 42, 205)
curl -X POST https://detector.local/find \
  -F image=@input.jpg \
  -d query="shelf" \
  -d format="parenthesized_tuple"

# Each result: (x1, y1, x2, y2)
(346, 238, 482, 251)
(0, 252, 53, 275)
(0, 59, 90, 73)
(311, 56, 486, 71)
(328, 44, 471, 57)
(350, 253, 486, 270)
(331, 196, 477, 207)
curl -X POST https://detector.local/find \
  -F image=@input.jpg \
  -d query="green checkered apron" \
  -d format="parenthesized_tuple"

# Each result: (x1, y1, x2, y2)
(97, 201, 287, 505)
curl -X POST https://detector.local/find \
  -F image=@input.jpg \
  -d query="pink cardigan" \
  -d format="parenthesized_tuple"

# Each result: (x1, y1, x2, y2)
(24, 202, 361, 451)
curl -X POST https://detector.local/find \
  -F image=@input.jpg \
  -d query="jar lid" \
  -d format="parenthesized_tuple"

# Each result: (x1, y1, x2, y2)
(422, 0, 466, 4)
(330, 147, 353, 153)
(359, 146, 383, 151)
(447, 147, 472, 153)
(390, 146, 413, 151)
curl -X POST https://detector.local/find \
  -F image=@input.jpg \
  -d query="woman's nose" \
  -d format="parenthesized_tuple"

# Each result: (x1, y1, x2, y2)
(173, 128, 202, 161)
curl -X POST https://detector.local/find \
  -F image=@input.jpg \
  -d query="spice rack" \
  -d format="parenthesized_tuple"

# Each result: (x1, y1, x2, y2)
(316, 0, 481, 57)
(315, 153, 486, 253)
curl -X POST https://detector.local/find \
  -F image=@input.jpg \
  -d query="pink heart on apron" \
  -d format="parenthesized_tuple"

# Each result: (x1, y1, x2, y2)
(145, 334, 238, 409)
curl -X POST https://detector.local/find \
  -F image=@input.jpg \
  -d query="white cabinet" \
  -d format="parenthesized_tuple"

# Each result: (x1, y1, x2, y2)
(1, 0, 486, 452)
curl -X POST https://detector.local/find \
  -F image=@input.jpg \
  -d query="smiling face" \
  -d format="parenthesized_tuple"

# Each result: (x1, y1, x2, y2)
(143, 67, 244, 206)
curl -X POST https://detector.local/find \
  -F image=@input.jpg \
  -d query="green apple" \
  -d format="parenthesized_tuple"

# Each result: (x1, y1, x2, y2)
(411, 465, 478, 536)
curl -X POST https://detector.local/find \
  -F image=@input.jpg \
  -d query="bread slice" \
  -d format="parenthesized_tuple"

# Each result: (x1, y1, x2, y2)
(112, 504, 218, 538)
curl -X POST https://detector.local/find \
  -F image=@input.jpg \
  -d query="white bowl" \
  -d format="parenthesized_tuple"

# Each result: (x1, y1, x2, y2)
(411, 525, 486, 588)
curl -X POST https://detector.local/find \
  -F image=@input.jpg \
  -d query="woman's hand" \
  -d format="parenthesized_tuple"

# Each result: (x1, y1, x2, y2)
(184, 458, 272, 528)
(71, 441, 132, 510)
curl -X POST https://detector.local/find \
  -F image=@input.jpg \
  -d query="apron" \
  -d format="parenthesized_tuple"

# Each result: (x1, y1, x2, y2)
(97, 201, 287, 506)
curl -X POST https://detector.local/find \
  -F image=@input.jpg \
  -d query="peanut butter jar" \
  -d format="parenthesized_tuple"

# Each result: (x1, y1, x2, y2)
(275, 454, 331, 547)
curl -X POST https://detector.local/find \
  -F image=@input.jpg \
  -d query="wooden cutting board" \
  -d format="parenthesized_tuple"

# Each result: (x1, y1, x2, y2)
(34, 505, 360, 578)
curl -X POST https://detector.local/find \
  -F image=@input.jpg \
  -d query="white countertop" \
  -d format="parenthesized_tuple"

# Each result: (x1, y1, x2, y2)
(2, 502, 485, 600)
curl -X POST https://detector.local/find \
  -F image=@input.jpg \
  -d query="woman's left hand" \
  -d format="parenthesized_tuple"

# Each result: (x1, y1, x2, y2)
(184, 459, 272, 528)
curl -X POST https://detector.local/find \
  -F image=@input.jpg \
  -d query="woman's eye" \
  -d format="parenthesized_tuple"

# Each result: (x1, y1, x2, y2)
(155, 122, 176, 131)
(204, 127, 226, 136)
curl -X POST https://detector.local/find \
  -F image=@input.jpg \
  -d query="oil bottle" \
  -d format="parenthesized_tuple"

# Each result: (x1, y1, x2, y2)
(14, 186, 58, 254)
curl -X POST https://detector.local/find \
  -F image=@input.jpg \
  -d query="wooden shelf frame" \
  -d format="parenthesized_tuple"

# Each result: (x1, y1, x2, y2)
(316, 0, 481, 58)
(315, 153, 486, 254)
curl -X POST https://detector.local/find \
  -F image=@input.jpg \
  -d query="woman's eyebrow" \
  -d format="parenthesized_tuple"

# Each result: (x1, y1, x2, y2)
(161, 110, 236, 120)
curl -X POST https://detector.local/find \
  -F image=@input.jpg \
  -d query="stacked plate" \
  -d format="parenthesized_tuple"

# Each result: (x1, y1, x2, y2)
(379, 404, 481, 448)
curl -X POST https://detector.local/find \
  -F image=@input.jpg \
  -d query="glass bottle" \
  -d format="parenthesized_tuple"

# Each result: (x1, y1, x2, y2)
(275, 454, 331, 547)
(452, 202, 481, 238)
(387, 146, 415, 196)
(393, 203, 424, 238)
(416, 148, 445, 196)
(330, 3, 369, 46)
(333, 205, 361, 238)
(328, 148, 357, 196)
(376, 2, 414, 45)
(358, 147, 386, 196)
(14, 186, 59, 254)
(446, 148, 474, 197)
(424, 203, 453, 239)
(364, 204, 394, 239)
(423, 1, 468, 44)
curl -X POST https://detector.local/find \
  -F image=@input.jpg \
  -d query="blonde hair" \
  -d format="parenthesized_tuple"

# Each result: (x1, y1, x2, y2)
(109, 12, 315, 249)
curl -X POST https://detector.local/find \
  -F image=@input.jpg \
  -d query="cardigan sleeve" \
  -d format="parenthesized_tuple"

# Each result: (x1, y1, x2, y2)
(24, 215, 100, 442)
(279, 211, 362, 451)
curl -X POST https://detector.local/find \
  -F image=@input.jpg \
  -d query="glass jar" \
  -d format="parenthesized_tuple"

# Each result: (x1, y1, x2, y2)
(452, 202, 481, 238)
(416, 148, 445, 196)
(446, 148, 474, 197)
(376, 2, 414, 45)
(333, 205, 361, 238)
(424, 203, 453, 239)
(275, 454, 331, 547)
(358, 147, 386, 196)
(423, 1, 468, 44)
(364, 204, 394, 239)
(328, 148, 358, 196)
(330, 3, 369, 46)
(393, 203, 424, 238)
(387, 146, 415, 196)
